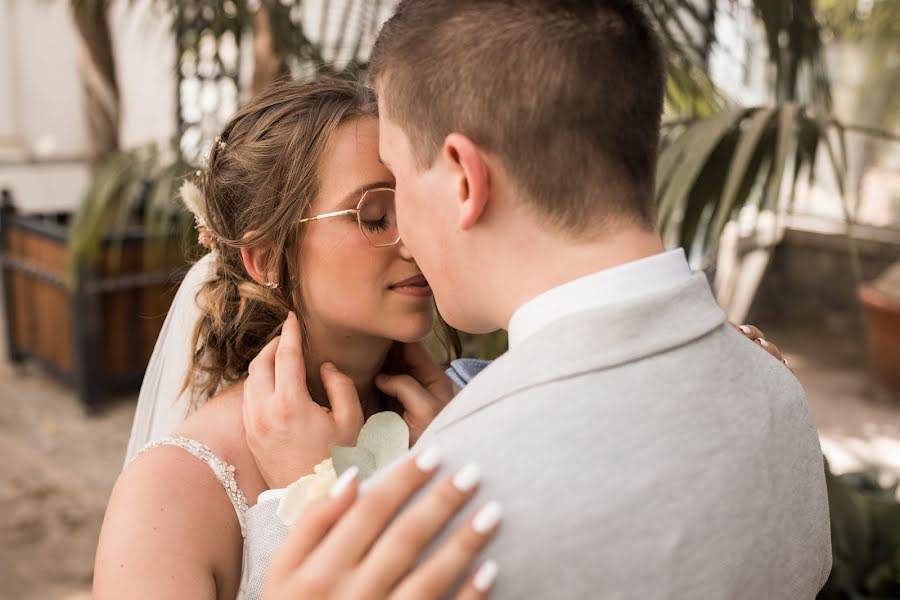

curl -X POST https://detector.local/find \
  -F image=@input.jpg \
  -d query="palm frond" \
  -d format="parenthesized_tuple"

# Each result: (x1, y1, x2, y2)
(658, 105, 849, 257)
(67, 145, 195, 285)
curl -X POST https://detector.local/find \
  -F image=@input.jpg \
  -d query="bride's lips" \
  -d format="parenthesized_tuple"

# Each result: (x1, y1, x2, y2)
(389, 274, 433, 298)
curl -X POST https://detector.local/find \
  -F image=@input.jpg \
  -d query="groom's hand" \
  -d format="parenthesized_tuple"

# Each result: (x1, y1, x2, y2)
(375, 342, 456, 445)
(244, 312, 365, 489)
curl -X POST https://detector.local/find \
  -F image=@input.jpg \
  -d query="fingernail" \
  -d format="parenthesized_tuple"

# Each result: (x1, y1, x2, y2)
(329, 466, 358, 498)
(759, 338, 770, 348)
(473, 559, 499, 592)
(453, 463, 481, 492)
(323, 362, 336, 372)
(415, 446, 441, 471)
(472, 501, 503, 533)
(739, 325, 751, 334)
(288, 311, 297, 321)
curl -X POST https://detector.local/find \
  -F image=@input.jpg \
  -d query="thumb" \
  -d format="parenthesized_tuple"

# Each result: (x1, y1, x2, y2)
(320, 362, 364, 444)
(375, 373, 436, 418)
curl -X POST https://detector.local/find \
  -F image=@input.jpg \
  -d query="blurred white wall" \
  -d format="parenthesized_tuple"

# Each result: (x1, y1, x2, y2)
(111, 0, 175, 150)
(1, 0, 85, 161)
(0, 0, 22, 162)
(0, 0, 175, 213)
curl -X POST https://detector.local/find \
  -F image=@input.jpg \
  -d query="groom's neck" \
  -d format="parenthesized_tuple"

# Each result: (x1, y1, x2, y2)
(486, 224, 667, 330)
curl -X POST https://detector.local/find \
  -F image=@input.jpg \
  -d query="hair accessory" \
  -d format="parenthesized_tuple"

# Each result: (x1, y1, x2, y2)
(264, 281, 279, 290)
(179, 180, 218, 250)
(215, 136, 227, 151)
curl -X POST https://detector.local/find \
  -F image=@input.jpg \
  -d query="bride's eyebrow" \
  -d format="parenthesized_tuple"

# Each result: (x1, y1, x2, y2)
(338, 180, 394, 207)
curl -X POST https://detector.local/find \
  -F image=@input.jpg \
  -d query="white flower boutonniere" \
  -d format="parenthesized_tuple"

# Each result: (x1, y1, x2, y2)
(277, 411, 410, 526)
(276, 458, 338, 526)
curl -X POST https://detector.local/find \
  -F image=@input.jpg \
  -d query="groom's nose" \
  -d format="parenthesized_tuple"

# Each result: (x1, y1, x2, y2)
(396, 238, 415, 261)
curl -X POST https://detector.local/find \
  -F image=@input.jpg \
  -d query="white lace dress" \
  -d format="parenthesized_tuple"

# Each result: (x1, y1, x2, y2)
(134, 437, 252, 599)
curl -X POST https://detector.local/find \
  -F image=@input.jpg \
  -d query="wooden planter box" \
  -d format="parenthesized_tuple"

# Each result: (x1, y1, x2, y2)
(0, 190, 187, 410)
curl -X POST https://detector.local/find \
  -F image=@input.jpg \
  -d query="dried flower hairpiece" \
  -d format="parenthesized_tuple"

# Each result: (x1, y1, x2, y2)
(179, 179, 217, 250)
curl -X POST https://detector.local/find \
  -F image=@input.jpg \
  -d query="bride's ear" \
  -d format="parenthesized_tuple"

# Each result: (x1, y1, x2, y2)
(240, 231, 276, 286)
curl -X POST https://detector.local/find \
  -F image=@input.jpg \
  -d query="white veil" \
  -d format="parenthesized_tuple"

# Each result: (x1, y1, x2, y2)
(123, 252, 216, 464)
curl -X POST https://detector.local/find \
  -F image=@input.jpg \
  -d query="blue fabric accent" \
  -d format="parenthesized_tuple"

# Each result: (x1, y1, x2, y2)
(445, 358, 492, 388)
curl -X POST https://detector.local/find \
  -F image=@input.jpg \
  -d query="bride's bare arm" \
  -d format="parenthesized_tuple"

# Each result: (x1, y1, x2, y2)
(93, 448, 242, 599)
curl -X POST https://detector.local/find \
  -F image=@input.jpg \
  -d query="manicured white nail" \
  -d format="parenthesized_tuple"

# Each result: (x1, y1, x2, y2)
(473, 559, 499, 591)
(329, 466, 358, 498)
(739, 325, 751, 334)
(453, 463, 482, 492)
(415, 446, 441, 472)
(759, 338, 770, 348)
(472, 501, 503, 533)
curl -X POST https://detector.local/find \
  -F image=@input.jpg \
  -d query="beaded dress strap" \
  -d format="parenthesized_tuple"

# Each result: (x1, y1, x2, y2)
(134, 436, 249, 537)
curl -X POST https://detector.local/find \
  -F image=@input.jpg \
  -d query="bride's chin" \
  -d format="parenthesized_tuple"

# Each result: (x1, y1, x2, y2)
(388, 315, 435, 343)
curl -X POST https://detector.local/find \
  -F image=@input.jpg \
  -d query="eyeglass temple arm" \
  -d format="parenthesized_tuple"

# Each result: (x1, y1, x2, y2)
(297, 208, 358, 224)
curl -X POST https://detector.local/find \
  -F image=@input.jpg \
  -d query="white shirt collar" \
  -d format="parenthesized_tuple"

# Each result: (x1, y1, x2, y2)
(507, 249, 692, 348)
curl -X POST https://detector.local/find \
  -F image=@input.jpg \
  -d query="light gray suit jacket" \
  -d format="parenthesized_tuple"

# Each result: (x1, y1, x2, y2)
(244, 274, 831, 599)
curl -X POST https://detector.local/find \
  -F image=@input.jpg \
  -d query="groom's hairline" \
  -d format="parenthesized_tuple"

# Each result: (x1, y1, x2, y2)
(368, 0, 665, 232)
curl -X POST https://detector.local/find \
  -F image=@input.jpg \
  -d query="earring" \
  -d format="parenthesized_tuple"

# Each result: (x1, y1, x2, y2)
(264, 281, 279, 289)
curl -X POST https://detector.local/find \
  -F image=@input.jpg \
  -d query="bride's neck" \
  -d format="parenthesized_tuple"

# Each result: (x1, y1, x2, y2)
(302, 323, 394, 415)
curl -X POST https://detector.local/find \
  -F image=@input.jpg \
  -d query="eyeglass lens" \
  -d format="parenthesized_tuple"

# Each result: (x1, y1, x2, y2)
(358, 188, 399, 246)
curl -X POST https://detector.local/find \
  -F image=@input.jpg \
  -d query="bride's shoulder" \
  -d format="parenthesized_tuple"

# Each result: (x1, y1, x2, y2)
(113, 437, 243, 539)
(94, 437, 242, 597)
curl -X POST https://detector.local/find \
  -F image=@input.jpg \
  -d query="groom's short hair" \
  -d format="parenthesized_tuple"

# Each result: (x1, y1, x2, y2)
(369, 0, 665, 234)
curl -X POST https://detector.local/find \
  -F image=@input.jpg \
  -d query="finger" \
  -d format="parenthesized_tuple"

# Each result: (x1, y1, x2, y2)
(734, 323, 766, 341)
(391, 500, 502, 599)
(244, 335, 280, 436)
(267, 468, 359, 575)
(376, 373, 437, 416)
(357, 463, 482, 594)
(453, 560, 500, 600)
(321, 362, 364, 444)
(275, 312, 307, 396)
(308, 448, 444, 570)
(756, 338, 785, 363)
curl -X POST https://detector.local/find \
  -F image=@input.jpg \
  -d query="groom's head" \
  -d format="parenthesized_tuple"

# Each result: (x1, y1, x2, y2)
(370, 0, 666, 331)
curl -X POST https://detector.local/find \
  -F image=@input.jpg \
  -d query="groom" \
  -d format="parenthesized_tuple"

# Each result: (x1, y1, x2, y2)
(246, 0, 831, 597)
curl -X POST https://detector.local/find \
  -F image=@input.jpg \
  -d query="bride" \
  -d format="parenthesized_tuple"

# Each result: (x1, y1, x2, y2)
(92, 78, 474, 599)
(93, 78, 787, 599)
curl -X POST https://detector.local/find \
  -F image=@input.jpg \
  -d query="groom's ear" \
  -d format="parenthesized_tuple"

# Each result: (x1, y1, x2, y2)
(442, 133, 489, 231)
(240, 231, 275, 286)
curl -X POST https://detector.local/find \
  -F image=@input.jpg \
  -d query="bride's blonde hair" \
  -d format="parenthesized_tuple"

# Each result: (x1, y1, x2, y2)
(182, 78, 458, 409)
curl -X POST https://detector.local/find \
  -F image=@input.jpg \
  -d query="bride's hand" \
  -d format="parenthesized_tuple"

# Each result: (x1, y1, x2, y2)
(732, 322, 789, 368)
(376, 342, 456, 445)
(263, 452, 500, 599)
(244, 312, 365, 489)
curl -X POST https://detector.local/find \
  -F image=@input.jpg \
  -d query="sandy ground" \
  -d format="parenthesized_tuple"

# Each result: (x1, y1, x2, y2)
(0, 318, 898, 599)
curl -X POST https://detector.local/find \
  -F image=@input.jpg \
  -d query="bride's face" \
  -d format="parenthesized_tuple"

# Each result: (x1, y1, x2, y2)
(297, 117, 434, 343)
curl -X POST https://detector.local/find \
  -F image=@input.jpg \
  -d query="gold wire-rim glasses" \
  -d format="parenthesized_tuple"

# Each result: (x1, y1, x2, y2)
(297, 187, 400, 248)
